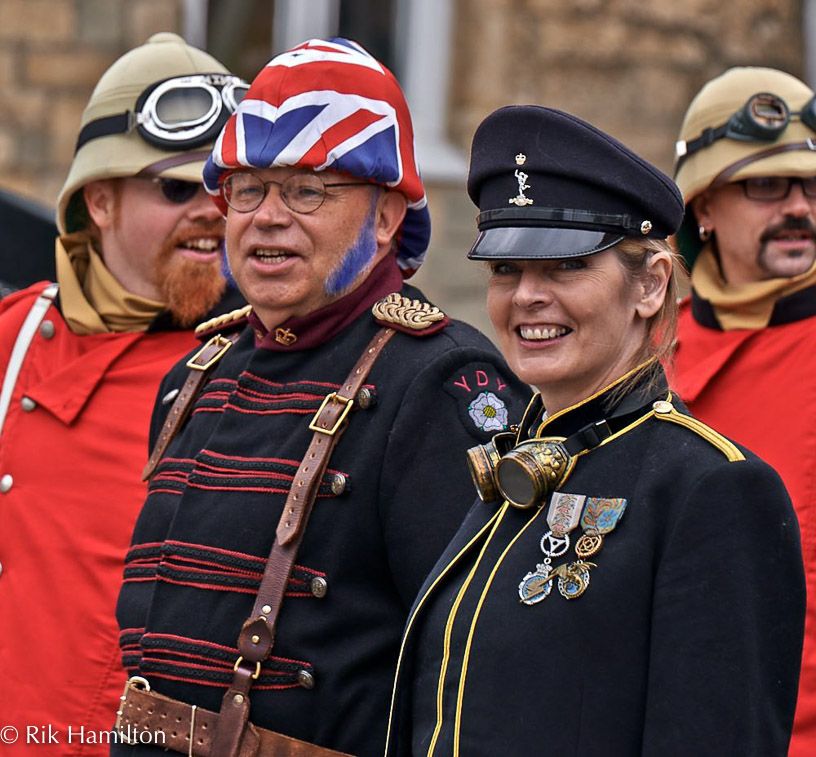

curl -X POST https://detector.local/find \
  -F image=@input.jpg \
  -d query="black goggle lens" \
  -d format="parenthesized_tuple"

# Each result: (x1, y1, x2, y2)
(158, 178, 200, 204)
(730, 93, 790, 140)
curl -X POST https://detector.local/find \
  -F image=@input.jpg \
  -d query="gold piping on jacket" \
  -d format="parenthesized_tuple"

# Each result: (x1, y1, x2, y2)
(427, 507, 509, 757)
(383, 509, 503, 757)
(653, 402, 745, 462)
(536, 358, 658, 435)
(451, 504, 550, 756)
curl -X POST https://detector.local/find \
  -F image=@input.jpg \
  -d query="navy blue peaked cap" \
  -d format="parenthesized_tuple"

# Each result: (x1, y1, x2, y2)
(466, 105, 684, 259)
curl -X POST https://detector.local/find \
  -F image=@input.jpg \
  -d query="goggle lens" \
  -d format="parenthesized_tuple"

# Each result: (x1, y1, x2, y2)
(154, 88, 218, 128)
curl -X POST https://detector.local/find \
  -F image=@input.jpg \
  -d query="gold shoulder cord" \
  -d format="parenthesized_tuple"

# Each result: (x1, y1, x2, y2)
(194, 304, 253, 338)
(372, 293, 445, 330)
(652, 399, 744, 462)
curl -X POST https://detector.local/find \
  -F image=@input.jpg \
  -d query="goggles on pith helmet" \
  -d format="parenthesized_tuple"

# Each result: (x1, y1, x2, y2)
(673, 67, 816, 269)
(57, 32, 238, 235)
(74, 73, 248, 153)
(676, 91, 816, 172)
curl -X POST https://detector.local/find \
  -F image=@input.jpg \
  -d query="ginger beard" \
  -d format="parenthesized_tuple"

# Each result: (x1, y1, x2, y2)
(154, 227, 227, 327)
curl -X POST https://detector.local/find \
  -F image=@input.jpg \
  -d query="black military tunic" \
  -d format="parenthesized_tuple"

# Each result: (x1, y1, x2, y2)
(385, 367, 805, 757)
(113, 256, 531, 756)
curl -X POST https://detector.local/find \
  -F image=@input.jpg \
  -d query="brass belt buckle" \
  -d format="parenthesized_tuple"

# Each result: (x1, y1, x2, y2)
(114, 676, 151, 744)
(308, 392, 353, 436)
(186, 334, 234, 371)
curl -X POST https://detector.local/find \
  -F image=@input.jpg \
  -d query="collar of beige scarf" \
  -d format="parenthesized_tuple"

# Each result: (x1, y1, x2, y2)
(56, 233, 165, 335)
(691, 241, 816, 330)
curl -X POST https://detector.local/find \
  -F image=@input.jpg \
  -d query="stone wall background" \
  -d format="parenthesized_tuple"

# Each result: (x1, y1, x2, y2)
(0, 0, 805, 335)
(0, 0, 181, 204)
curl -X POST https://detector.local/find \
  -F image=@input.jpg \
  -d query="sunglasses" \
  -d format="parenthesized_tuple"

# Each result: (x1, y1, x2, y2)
(676, 91, 816, 169)
(150, 177, 202, 204)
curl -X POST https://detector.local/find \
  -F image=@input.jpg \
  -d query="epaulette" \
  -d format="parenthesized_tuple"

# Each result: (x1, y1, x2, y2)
(194, 304, 253, 341)
(652, 399, 744, 462)
(372, 293, 450, 337)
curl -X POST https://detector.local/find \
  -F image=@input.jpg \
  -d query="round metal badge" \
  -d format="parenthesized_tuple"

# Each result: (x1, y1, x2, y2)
(519, 565, 553, 604)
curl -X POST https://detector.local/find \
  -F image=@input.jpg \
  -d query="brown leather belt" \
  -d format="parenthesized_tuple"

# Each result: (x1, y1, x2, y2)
(115, 678, 353, 757)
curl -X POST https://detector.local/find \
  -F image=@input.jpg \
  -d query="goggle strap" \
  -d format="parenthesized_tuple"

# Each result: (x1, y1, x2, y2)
(674, 123, 730, 172)
(74, 112, 134, 154)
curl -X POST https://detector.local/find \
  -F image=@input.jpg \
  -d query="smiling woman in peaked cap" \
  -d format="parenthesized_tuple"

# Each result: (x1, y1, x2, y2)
(383, 105, 805, 757)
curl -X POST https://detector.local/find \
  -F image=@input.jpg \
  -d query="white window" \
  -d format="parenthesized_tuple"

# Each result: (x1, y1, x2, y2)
(184, 0, 465, 181)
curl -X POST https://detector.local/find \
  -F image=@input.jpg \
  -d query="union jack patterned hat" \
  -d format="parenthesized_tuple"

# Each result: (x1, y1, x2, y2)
(204, 38, 430, 276)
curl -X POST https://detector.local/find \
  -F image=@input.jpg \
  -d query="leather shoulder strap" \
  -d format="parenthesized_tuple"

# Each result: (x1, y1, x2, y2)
(212, 326, 395, 757)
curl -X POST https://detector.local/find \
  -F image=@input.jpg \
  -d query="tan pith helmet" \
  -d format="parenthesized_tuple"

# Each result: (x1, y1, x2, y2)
(57, 32, 231, 235)
(673, 66, 816, 268)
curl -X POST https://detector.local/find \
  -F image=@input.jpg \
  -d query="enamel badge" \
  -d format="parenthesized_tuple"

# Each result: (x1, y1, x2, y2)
(520, 494, 626, 605)
(574, 497, 627, 559)
(519, 492, 584, 605)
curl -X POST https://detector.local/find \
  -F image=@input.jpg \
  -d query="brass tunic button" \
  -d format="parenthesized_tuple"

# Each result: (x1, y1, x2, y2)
(298, 670, 315, 689)
(21, 397, 37, 412)
(0, 474, 13, 493)
(310, 576, 328, 599)
(40, 320, 55, 339)
(652, 400, 673, 415)
(329, 473, 348, 496)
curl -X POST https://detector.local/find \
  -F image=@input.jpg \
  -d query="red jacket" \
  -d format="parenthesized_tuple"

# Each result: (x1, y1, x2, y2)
(672, 294, 816, 757)
(0, 283, 202, 755)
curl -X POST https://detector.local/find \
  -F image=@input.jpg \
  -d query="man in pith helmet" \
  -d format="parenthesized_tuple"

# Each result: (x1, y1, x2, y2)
(0, 32, 246, 755)
(671, 66, 816, 755)
(112, 37, 529, 757)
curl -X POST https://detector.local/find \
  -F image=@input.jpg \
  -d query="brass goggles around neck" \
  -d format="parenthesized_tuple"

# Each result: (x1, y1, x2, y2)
(675, 91, 816, 171)
(467, 421, 612, 509)
(468, 375, 667, 509)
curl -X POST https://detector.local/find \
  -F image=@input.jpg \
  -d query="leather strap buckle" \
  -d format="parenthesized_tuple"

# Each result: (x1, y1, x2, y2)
(308, 392, 353, 436)
(115, 676, 151, 743)
(233, 656, 261, 680)
(186, 334, 234, 371)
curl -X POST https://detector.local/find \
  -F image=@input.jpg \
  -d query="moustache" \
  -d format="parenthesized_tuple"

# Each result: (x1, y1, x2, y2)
(760, 217, 816, 243)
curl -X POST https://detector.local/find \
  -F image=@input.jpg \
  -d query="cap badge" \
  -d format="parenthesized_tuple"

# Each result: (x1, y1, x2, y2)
(640, 220, 652, 235)
(515, 153, 527, 165)
(509, 169, 533, 207)
(275, 327, 298, 346)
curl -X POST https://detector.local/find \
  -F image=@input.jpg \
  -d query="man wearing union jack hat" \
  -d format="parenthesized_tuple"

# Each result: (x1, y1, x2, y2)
(112, 38, 529, 756)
